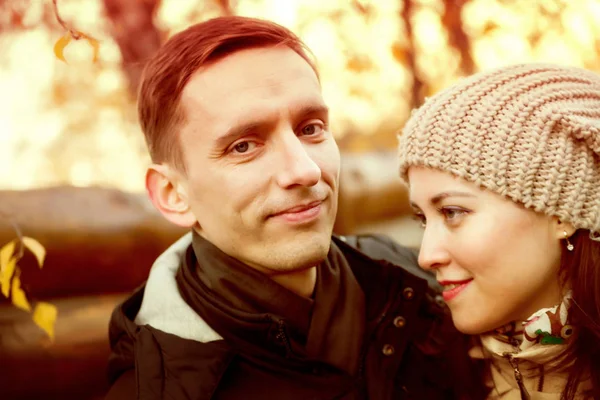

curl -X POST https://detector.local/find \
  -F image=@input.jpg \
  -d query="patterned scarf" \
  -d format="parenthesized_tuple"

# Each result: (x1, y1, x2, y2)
(471, 293, 581, 398)
(490, 292, 574, 355)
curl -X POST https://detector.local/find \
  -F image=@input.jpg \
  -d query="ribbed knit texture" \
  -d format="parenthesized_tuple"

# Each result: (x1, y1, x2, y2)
(398, 63, 600, 236)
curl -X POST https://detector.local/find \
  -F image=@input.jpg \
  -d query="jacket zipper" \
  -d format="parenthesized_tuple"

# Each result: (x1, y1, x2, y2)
(502, 352, 530, 400)
(275, 318, 293, 357)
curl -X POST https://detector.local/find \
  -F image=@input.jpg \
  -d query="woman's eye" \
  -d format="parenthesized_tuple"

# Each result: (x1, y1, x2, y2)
(300, 123, 323, 136)
(232, 141, 255, 154)
(412, 213, 427, 228)
(440, 207, 468, 222)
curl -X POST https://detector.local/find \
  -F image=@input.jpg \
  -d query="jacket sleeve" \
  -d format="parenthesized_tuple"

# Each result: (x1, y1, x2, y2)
(104, 369, 136, 400)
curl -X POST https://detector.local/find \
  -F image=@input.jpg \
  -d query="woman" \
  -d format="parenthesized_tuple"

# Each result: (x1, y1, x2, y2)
(397, 63, 600, 399)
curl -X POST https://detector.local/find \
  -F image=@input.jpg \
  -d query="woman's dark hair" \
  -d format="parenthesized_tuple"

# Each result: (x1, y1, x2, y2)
(559, 230, 600, 400)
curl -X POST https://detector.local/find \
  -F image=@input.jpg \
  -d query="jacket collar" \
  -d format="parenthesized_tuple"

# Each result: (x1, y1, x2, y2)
(132, 232, 426, 343)
(134, 232, 222, 343)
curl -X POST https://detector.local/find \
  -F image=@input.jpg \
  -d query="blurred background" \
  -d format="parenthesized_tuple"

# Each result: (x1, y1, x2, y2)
(1, 0, 600, 398)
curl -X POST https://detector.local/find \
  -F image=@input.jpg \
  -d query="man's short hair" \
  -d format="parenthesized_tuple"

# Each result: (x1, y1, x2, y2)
(138, 16, 318, 172)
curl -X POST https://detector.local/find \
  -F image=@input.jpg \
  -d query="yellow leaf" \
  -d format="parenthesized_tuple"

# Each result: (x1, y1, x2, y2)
(84, 36, 100, 63)
(346, 56, 373, 73)
(11, 274, 31, 312)
(22, 237, 46, 268)
(33, 302, 58, 341)
(0, 257, 17, 297)
(53, 31, 72, 63)
(391, 42, 407, 64)
(0, 240, 15, 271)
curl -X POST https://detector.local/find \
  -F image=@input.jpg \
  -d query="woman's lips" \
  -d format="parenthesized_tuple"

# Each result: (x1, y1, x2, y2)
(439, 279, 473, 302)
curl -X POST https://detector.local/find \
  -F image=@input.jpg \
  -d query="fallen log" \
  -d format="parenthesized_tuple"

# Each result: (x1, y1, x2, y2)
(0, 186, 186, 299)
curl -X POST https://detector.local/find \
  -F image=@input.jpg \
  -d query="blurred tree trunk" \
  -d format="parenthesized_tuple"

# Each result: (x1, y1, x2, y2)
(401, 0, 474, 109)
(102, 0, 163, 95)
(216, 0, 234, 15)
(0, 0, 58, 33)
(400, 0, 425, 109)
(442, 0, 475, 75)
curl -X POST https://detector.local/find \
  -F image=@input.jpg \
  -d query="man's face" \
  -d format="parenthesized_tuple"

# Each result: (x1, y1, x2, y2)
(177, 46, 340, 274)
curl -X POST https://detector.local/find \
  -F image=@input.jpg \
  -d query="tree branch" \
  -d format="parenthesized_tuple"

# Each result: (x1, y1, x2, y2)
(0, 210, 24, 262)
(51, 0, 81, 39)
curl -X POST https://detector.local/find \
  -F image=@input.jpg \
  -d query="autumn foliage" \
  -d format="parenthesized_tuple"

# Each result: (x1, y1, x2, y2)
(51, 0, 100, 63)
(0, 0, 105, 344)
(53, 29, 100, 63)
(0, 236, 57, 340)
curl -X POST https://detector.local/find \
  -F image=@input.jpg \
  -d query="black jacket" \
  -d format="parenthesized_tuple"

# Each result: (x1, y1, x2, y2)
(105, 234, 486, 400)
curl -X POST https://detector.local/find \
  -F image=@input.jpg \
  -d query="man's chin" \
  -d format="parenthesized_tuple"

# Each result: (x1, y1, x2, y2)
(265, 233, 331, 272)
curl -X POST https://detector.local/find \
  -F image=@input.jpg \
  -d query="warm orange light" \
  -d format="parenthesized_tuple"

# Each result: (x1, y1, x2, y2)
(1, 0, 599, 191)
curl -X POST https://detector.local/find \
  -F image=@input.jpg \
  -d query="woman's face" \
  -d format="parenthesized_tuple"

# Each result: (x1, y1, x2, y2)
(408, 167, 567, 334)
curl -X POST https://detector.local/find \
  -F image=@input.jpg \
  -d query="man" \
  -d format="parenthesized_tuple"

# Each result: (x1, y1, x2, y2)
(105, 16, 484, 400)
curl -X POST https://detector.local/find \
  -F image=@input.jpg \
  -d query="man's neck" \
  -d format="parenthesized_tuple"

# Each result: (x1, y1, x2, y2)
(269, 266, 317, 298)
(191, 228, 319, 298)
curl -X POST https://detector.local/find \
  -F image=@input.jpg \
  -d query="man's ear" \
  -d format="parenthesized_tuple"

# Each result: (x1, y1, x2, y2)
(553, 217, 576, 239)
(145, 164, 196, 228)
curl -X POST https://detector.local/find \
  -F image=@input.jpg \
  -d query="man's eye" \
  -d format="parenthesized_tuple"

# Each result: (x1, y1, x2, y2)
(300, 123, 323, 136)
(232, 141, 254, 154)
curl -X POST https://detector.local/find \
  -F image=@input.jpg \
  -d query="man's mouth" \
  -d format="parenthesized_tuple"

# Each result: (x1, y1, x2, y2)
(272, 200, 323, 216)
(269, 200, 325, 223)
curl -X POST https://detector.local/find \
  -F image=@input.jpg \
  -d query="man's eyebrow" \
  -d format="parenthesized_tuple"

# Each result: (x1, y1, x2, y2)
(410, 191, 475, 209)
(214, 122, 263, 150)
(291, 103, 329, 119)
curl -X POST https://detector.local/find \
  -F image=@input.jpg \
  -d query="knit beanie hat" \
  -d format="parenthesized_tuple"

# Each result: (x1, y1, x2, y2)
(398, 63, 600, 238)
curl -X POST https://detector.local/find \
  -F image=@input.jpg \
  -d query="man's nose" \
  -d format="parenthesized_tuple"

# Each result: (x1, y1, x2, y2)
(418, 226, 451, 271)
(274, 134, 321, 189)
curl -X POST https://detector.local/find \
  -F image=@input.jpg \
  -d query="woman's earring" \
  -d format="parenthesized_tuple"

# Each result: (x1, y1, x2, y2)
(564, 231, 574, 251)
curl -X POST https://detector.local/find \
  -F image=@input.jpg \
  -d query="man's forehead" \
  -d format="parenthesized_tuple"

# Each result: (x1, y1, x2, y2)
(179, 49, 323, 135)
(182, 77, 322, 111)
(181, 47, 319, 102)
